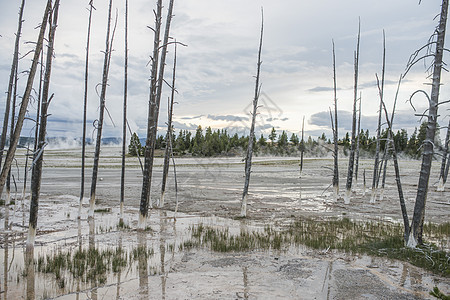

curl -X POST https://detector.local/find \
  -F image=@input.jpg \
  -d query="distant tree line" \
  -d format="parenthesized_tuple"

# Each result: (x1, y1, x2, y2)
(128, 121, 440, 159)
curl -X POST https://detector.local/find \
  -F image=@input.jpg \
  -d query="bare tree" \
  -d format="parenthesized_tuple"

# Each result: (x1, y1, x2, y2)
(79, 0, 95, 218)
(89, 0, 116, 217)
(0, 0, 52, 199)
(300, 116, 305, 175)
(344, 19, 360, 204)
(331, 40, 339, 201)
(160, 43, 177, 208)
(354, 94, 362, 187)
(371, 31, 386, 203)
(0, 0, 25, 170)
(377, 74, 410, 244)
(120, 0, 128, 224)
(241, 9, 263, 218)
(407, 0, 448, 247)
(27, 0, 60, 249)
(6, 63, 18, 212)
(437, 119, 450, 191)
(139, 0, 175, 227)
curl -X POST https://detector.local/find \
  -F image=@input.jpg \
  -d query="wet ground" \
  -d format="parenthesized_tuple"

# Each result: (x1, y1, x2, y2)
(0, 146, 449, 299)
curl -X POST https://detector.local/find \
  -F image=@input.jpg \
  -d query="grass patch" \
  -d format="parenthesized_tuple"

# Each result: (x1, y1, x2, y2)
(94, 208, 111, 213)
(36, 245, 155, 286)
(181, 218, 450, 277)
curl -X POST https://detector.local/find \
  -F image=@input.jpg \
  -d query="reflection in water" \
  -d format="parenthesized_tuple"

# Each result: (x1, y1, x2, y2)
(3, 233, 8, 300)
(160, 211, 167, 300)
(25, 245, 35, 300)
(88, 218, 97, 300)
(76, 218, 82, 300)
(116, 232, 122, 300)
(138, 230, 148, 298)
(242, 266, 249, 300)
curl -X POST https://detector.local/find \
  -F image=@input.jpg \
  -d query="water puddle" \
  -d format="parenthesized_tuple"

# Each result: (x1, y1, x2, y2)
(1, 194, 448, 299)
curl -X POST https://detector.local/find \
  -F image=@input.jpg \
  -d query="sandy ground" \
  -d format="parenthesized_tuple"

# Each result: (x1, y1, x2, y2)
(0, 146, 449, 299)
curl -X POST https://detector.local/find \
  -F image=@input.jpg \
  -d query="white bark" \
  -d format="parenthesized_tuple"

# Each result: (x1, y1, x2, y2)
(344, 189, 351, 204)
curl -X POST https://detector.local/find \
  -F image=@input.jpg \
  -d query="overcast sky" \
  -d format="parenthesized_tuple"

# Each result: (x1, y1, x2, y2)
(1, 0, 449, 141)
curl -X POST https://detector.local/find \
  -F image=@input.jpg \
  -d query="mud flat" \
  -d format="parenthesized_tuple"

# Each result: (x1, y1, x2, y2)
(0, 146, 449, 299)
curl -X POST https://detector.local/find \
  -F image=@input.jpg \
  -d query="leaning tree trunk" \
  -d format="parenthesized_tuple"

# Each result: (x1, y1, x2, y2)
(6, 65, 18, 212)
(0, 0, 52, 199)
(241, 9, 263, 218)
(160, 43, 177, 208)
(0, 0, 25, 170)
(120, 0, 128, 223)
(379, 75, 410, 243)
(27, 0, 59, 249)
(409, 0, 448, 248)
(79, 0, 94, 218)
(437, 118, 450, 191)
(345, 20, 360, 204)
(89, 0, 114, 217)
(371, 32, 386, 204)
(331, 40, 339, 201)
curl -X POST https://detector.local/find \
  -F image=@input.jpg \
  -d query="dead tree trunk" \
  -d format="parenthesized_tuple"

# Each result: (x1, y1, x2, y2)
(120, 0, 128, 223)
(378, 75, 410, 244)
(140, 0, 163, 227)
(354, 94, 362, 188)
(160, 43, 177, 208)
(331, 40, 339, 201)
(79, 0, 95, 218)
(344, 20, 360, 204)
(0, 0, 25, 170)
(89, 0, 115, 217)
(0, 0, 52, 199)
(300, 116, 305, 174)
(408, 0, 448, 247)
(241, 9, 263, 218)
(371, 32, 386, 203)
(27, 0, 59, 249)
(140, 0, 175, 227)
(437, 119, 450, 191)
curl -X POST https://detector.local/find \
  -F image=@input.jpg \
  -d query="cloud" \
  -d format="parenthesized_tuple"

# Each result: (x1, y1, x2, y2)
(207, 114, 249, 122)
(309, 109, 422, 136)
(180, 115, 203, 120)
(172, 121, 198, 131)
(307, 86, 341, 92)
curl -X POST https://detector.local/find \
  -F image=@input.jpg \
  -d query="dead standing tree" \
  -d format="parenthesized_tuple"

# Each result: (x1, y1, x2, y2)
(79, 0, 95, 218)
(120, 0, 128, 223)
(89, 0, 116, 217)
(28, 0, 60, 249)
(377, 75, 410, 244)
(371, 32, 386, 203)
(354, 94, 362, 188)
(160, 43, 177, 208)
(0, 0, 25, 170)
(0, 0, 52, 199)
(241, 9, 263, 218)
(406, 0, 448, 247)
(437, 118, 450, 191)
(331, 40, 339, 201)
(344, 20, 360, 204)
(140, 0, 175, 228)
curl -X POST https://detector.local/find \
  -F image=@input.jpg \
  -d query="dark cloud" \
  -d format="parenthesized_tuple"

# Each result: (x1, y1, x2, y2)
(309, 109, 421, 136)
(180, 115, 203, 120)
(266, 117, 289, 122)
(172, 121, 198, 131)
(207, 114, 249, 122)
(307, 86, 341, 92)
